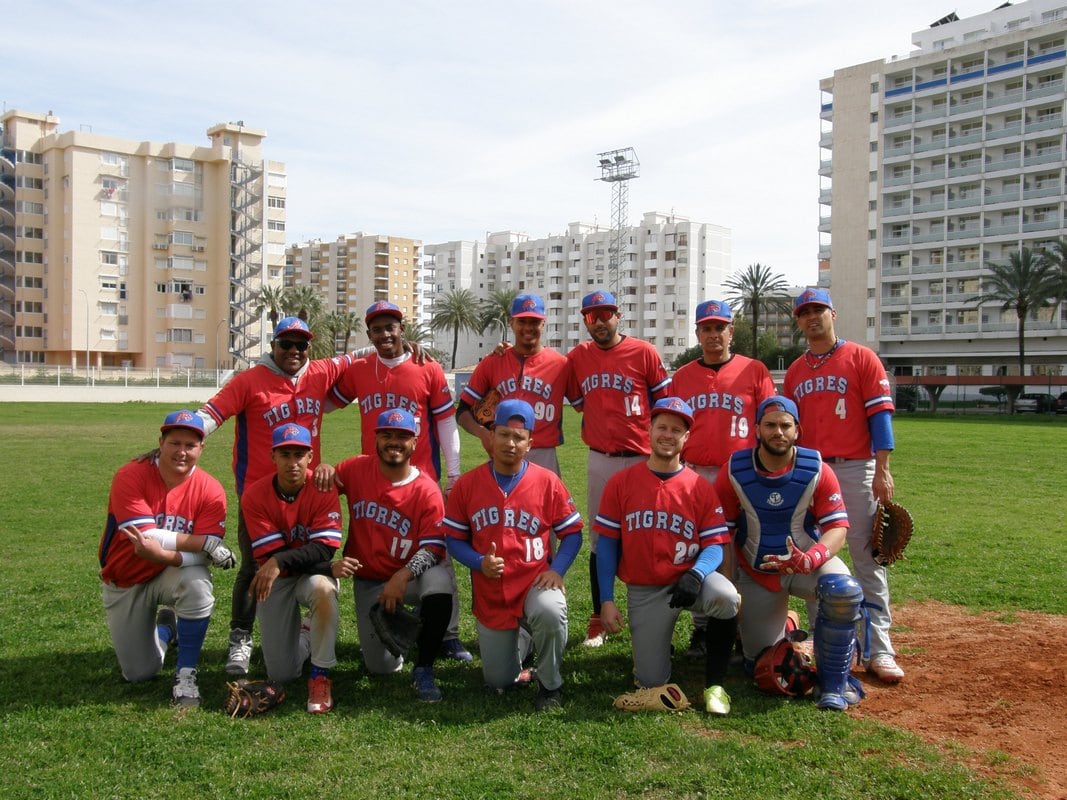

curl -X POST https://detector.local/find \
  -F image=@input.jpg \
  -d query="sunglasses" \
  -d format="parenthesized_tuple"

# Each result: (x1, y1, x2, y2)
(583, 309, 615, 325)
(276, 339, 310, 352)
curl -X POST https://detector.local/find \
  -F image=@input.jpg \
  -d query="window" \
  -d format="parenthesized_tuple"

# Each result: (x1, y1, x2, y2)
(267, 219, 285, 231)
(167, 328, 193, 343)
(16, 226, 44, 239)
(16, 301, 44, 313)
(156, 283, 167, 293)
(16, 251, 43, 264)
(17, 351, 45, 363)
(16, 176, 43, 189)
(16, 276, 43, 289)
(267, 196, 286, 209)
(16, 326, 44, 337)
(98, 302, 118, 315)
(172, 158, 194, 172)
(15, 201, 44, 214)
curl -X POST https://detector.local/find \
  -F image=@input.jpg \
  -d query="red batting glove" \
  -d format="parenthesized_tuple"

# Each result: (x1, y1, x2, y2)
(761, 537, 830, 575)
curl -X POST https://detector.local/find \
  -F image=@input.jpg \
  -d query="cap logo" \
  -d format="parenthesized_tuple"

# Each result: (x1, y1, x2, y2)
(387, 411, 404, 424)
(664, 398, 685, 412)
(282, 425, 301, 439)
(174, 411, 194, 423)
(591, 292, 606, 305)
(521, 297, 536, 311)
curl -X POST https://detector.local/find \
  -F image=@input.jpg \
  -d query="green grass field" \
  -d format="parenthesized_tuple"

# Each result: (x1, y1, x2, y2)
(0, 403, 1063, 799)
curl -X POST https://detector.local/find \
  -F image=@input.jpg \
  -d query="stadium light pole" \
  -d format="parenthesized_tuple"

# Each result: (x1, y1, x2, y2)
(595, 147, 639, 298)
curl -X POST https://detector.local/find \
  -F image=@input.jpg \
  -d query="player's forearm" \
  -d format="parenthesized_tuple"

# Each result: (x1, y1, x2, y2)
(455, 406, 483, 438)
(446, 537, 483, 571)
(548, 532, 582, 577)
(818, 526, 848, 559)
(692, 543, 723, 577)
(271, 542, 337, 574)
(594, 536, 621, 603)
(134, 527, 214, 554)
(436, 415, 462, 478)
(869, 410, 894, 452)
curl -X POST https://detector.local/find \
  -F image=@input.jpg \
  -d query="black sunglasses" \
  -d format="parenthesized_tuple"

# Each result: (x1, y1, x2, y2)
(276, 339, 309, 352)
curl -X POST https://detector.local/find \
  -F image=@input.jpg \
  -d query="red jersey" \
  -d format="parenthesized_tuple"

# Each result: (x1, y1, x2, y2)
(672, 354, 777, 469)
(593, 464, 729, 586)
(565, 335, 671, 454)
(330, 354, 456, 479)
(242, 470, 343, 571)
(783, 340, 894, 460)
(201, 353, 351, 495)
(461, 348, 569, 448)
(443, 462, 582, 629)
(99, 460, 227, 588)
(334, 454, 447, 581)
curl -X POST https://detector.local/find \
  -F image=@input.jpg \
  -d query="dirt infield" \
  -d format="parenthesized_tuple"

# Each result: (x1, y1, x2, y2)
(852, 601, 1067, 800)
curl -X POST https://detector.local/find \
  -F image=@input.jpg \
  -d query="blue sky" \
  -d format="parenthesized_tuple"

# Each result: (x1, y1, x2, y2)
(11, 1, 998, 285)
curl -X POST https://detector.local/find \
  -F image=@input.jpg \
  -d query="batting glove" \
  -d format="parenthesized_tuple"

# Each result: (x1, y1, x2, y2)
(668, 569, 702, 608)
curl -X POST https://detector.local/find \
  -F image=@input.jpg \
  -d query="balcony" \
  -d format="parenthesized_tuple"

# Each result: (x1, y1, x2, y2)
(948, 98, 985, 117)
(984, 190, 1022, 204)
(911, 262, 947, 275)
(947, 131, 984, 148)
(883, 205, 911, 217)
(1023, 218, 1061, 232)
(1023, 184, 1062, 199)
(884, 113, 914, 129)
(912, 199, 946, 213)
(881, 265, 911, 276)
(947, 162, 983, 178)
(947, 227, 981, 240)
(915, 106, 948, 122)
(1023, 151, 1063, 166)
(986, 123, 1023, 140)
(1026, 80, 1065, 99)
(915, 137, 948, 153)
(948, 195, 981, 209)
(818, 188, 833, 204)
(913, 230, 947, 243)
(1026, 115, 1063, 133)
(946, 260, 980, 272)
(986, 90, 1025, 108)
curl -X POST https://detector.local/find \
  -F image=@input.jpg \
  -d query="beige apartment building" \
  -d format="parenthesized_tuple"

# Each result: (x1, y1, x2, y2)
(284, 233, 421, 347)
(820, 0, 1067, 378)
(0, 109, 286, 371)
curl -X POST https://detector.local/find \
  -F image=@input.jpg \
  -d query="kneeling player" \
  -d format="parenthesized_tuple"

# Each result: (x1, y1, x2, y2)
(596, 398, 740, 715)
(99, 410, 233, 707)
(323, 408, 453, 702)
(243, 424, 357, 714)
(444, 400, 583, 712)
(714, 396, 863, 710)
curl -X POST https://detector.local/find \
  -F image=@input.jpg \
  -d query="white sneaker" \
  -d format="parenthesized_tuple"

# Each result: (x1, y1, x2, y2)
(867, 653, 904, 683)
(225, 628, 253, 676)
(172, 667, 200, 708)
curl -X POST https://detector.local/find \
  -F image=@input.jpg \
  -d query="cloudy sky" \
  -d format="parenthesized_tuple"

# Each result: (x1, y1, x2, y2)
(11, 0, 1000, 285)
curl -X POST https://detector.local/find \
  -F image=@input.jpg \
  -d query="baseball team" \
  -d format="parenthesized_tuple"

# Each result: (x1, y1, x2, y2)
(98, 285, 904, 716)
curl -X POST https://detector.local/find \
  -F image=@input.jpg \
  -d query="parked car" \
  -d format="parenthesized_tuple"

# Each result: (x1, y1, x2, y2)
(1014, 392, 1054, 413)
(1055, 391, 1067, 414)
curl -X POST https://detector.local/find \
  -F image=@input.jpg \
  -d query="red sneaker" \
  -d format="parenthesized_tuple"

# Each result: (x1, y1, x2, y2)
(307, 675, 333, 714)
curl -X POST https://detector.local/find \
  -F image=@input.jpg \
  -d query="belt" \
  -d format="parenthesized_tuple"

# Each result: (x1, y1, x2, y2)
(591, 448, 643, 458)
(825, 457, 865, 463)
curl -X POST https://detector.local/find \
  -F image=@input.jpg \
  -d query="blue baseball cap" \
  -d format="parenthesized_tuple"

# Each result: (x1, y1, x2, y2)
(794, 288, 834, 316)
(161, 409, 205, 438)
(510, 293, 545, 320)
(273, 316, 314, 340)
(757, 396, 800, 424)
(695, 299, 733, 325)
(365, 300, 404, 325)
(271, 423, 312, 449)
(650, 397, 695, 428)
(493, 398, 535, 431)
(581, 290, 618, 314)
(375, 407, 417, 435)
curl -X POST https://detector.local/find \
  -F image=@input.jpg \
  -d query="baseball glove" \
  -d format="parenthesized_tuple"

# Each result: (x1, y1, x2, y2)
(613, 683, 691, 712)
(871, 499, 914, 566)
(370, 602, 422, 658)
(753, 639, 818, 697)
(223, 679, 285, 718)
(471, 388, 502, 426)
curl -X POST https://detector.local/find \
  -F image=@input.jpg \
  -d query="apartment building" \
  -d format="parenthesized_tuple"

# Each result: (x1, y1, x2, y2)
(423, 212, 731, 367)
(820, 0, 1067, 377)
(0, 109, 285, 370)
(284, 233, 421, 346)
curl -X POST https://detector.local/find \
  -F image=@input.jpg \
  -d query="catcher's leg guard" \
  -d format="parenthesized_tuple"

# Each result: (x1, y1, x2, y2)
(814, 574, 864, 711)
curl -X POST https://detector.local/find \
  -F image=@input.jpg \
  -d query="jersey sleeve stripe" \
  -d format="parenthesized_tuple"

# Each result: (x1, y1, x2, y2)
(698, 523, 730, 542)
(419, 534, 449, 549)
(441, 517, 470, 535)
(552, 510, 582, 533)
(251, 532, 285, 553)
(650, 376, 671, 394)
(593, 513, 621, 532)
(330, 385, 354, 408)
(460, 386, 483, 404)
(118, 515, 157, 529)
(308, 530, 343, 546)
(202, 402, 226, 425)
(865, 394, 893, 410)
(818, 509, 849, 527)
(430, 399, 455, 417)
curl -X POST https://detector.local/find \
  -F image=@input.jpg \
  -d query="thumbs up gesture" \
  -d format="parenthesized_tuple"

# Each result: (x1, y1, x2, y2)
(481, 541, 505, 579)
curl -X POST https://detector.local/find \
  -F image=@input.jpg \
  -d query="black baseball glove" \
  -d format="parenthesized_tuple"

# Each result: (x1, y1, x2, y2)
(369, 602, 422, 658)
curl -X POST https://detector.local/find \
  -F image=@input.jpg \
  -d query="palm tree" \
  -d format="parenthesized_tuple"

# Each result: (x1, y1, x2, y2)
(479, 288, 521, 344)
(324, 310, 363, 354)
(280, 285, 326, 323)
(403, 320, 447, 363)
(970, 248, 1062, 411)
(723, 263, 792, 359)
(1039, 237, 1067, 313)
(253, 284, 286, 330)
(430, 288, 483, 369)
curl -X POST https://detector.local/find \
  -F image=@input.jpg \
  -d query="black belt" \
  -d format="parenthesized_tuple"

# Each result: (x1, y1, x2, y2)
(825, 457, 858, 463)
(591, 448, 642, 458)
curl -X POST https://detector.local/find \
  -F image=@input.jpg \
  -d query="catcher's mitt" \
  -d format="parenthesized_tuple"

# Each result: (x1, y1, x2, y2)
(223, 679, 285, 718)
(871, 499, 914, 566)
(613, 683, 691, 712)
(471, 388, 502, 427)
(753, 639, 818, 697)
(370, 602, 422, 658)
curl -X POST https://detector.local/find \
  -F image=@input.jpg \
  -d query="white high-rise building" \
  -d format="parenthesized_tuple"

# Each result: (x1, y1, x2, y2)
(424, 211, 731, 368)
(820, 0, 1067, 378)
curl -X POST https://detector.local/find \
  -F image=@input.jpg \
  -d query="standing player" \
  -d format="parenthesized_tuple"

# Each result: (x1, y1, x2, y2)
(457, 293, 569, 474)
(196, 316, 352, 676)
(596, 398, 740, 715)
(327, 408, 453, 702)
(783, 288, 903, 683)
(565, 289, 671, 646)
(328, 300, 470, 662)
(444, 400, 584, 712)
(242, 423, 356, 714)
(99, 410, 231, 707)
(670, 298, 776, 656)
(714, 396, 862, 711)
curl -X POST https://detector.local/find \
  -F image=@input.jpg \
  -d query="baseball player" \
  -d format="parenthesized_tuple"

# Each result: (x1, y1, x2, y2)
(457, 293, 570, 475)
(783, 288, 903, 683)
(98, 410, 231, 707)
(670, 298, 776, 656)
(596, 398, 740, 715)
(328, 300, 471, 663)
(323, 407, 453, 702)
(713, 396, 864, 711)
(194, 316, 352, 677)
(565, 289, 671, 647)
(444, 399, 584, 712)
(241, 423, 357, 714)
